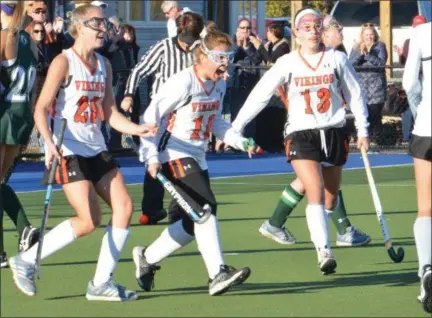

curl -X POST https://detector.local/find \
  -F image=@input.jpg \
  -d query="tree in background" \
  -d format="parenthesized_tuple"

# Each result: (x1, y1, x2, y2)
(266, 0, 336, 18)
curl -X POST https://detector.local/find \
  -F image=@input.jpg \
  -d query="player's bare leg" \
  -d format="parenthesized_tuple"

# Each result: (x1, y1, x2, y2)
(86, 168, 137, 301)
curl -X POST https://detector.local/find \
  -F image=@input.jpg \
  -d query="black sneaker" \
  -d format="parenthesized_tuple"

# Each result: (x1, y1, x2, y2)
(132, 246, 161, 291)
(19, 226, 40, 252)
(0, 252, 8, 268)
(208, 265, 251, 296)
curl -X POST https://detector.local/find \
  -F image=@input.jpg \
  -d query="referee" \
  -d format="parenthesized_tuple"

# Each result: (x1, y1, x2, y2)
(121, 11, 204, 225)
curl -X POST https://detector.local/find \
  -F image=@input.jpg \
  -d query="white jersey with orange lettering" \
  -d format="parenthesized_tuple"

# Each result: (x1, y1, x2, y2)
(232, 47, 369, 138)
(403, 22, 431, 137)
(140, 66, 248, 170)
(50, 48, 107, 157)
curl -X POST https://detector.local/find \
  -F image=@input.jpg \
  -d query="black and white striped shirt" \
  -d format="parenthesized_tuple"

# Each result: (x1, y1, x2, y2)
(124, 36, 195, 98)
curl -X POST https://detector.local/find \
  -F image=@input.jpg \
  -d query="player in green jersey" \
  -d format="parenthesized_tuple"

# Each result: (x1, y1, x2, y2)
(1, 1, 40, 268)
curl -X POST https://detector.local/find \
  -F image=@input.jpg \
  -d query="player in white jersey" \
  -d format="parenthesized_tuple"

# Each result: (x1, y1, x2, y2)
(256, 15, 371, 248)
(9, 4, 155, 302)
(132, 31, 257, 296)
(402, 21, 431, 314)
(232, 7, 369, 275)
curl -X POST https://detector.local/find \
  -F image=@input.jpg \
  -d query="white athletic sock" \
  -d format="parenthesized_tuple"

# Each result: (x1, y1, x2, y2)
(145, 220, 194, 264)
(194, 214, 224, 280)
(414, 217, 432, 277)
(21, 220, 77, 264)
(306, 204, 330, 250)
(93, 226, 130, 287)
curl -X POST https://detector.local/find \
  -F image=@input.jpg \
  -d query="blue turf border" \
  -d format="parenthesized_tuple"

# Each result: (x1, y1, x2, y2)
(10, 153, 413, 193)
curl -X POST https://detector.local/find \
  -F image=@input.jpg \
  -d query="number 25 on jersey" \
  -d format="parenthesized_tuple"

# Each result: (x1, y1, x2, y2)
(74, 96, 103, 124)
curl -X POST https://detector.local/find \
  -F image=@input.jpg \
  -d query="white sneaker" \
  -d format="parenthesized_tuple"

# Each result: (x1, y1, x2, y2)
(9, 255, 36, 296)
(258, 221, 296, 245)
(86, 280, 138, 302)
(318, 248, 337, 275)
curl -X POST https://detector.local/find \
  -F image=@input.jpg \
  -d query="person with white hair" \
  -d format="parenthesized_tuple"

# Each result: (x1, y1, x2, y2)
(90, 1, 107, 10)
(161, 0, 206, 38)
(161, 1, 190, 38)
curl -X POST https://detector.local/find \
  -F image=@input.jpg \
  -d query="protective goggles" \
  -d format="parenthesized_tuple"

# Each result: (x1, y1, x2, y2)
(73, 17, 108, 32)
(201, 42, 234, 65)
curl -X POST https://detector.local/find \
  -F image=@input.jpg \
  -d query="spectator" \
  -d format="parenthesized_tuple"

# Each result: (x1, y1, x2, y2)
(393, 15, 426, 142)
(90, 1, 107, 10)
(322, 15, 347, 54)
(161, 1, 191, 38)
(122, 24, 141, 145)
(25, 1, 66, 51)
(206, 20, 218, 33)
(25, 2, 53, 43)
(23, 0, 36, 29)
(394, 15, 426, 66)
(100, 16, 129, 151)
(349, 23, 388, 144)
(30, 21, 59, 74)
(161, 0, 206, 38)
(249, 22, 290, 65)
(231, 18, 261, 139)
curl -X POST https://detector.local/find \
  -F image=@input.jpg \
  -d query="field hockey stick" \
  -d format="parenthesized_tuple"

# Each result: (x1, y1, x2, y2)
(35, 118, 67, 279)
(124, 137, 212, 224)
(277, 86, 289, 112)
(360, 148, 404, 263)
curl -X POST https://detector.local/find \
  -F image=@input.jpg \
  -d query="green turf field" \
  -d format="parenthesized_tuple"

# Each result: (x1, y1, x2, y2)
(1, 165, 429, 317)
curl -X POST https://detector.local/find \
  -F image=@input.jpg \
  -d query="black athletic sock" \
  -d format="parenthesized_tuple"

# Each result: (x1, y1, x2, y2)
(1, 184, 31, 237)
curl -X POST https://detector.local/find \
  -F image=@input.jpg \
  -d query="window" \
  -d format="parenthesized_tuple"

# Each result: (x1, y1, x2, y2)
(331, 0, 419, 27)
(127, 0, 165, 23)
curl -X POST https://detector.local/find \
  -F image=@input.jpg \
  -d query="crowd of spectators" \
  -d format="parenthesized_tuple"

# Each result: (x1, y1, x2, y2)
(25, 0, 425, 152)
